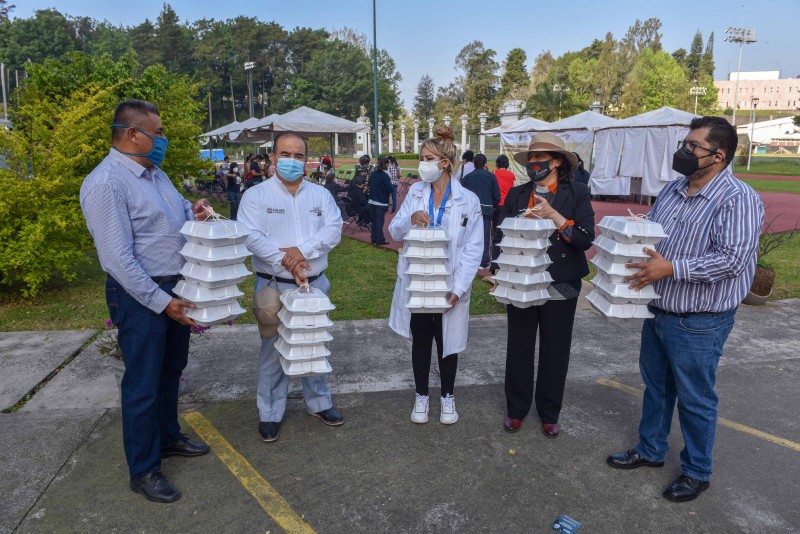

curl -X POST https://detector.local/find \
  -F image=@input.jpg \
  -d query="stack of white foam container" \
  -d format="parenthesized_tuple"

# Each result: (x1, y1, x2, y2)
(404, 226, 452, 313)
(586, 216, 668, 319)
(276, 287, 335, 377)
(176, 220, 252, 326)
(492, 217, 557, 308)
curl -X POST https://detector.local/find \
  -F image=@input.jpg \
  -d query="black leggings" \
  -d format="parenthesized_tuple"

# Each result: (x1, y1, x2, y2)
(410, 313, 458, 397)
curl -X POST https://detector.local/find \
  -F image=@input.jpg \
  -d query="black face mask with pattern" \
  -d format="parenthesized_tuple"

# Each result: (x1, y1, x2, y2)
(526, 160, 553, 182)
(671, 147, 716, 177)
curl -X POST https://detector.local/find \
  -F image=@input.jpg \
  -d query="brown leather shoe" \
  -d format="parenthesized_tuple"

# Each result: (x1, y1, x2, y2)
(503, 418, 522, 433)
(542, 423, 560, 438)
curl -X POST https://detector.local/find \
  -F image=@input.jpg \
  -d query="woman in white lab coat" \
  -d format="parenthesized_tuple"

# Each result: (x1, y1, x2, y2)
(388, 126, 483, 425)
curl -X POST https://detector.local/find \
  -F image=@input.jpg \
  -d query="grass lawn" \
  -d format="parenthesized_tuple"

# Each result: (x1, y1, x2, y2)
(740, 178, 800, 194)
(0, 235, 504, 332)
(738, 158, 800, 176)
(765, 232, 800, 300)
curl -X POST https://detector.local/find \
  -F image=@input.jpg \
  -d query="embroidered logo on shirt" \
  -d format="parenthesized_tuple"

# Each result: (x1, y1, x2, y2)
(310, 207, 323, 217)
(266, 207, 286, 214)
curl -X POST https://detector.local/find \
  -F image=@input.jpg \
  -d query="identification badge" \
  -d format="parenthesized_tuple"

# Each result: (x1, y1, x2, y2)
(552, 515, 582, 533)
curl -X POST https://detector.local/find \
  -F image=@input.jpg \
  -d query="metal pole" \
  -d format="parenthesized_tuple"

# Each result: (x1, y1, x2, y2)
(747, 101, 757, 171)
(731, 41, 743, 127)
(1, 64, 7, 120)
(207, 92, 213, 129)
(372, 0, 380, 158)
(247, 69, 254, 118)
(229, 75, 236, 122)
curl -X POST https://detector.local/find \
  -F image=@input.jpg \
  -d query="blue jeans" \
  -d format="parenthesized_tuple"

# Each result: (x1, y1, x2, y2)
(390, 184, 398, 213)
(369, 204, 388, 244)
(106, 276, 190, 478)
(634, 306, 737, 481)
(227, 190, 240, 220)
(255, 274, 333, 422)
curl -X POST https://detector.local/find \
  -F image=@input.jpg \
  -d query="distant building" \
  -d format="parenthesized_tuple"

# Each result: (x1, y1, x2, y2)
(498, 99, 528, 127)
(715, 71, 800, 113)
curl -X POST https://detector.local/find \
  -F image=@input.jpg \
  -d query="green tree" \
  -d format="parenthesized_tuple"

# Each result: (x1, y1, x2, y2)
(129, 19, 161, 67)
(0, 0, 14, 21)
(0, 9, 76, 70)
(529, 50, 555, 93)
(156, 3, 195, 77)
(686, 30, 704, 80)
(620, 48, 690, 116)
(454, 41, 498, 122)
(0, 52, 206, 296)
(412, 75, 436, 120)
(498, 48, 529, 101)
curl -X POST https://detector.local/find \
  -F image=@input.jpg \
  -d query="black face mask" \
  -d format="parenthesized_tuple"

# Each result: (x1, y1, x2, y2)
(526, 160, 553, 182)
(672, 148, 716, 177)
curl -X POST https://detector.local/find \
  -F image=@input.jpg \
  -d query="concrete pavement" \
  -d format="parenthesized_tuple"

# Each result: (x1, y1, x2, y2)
(1, 299, 799, 533)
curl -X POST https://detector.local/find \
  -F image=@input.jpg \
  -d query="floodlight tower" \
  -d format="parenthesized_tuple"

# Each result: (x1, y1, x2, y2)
(244, 61, 256, 118)
(724, 27, 757, 127)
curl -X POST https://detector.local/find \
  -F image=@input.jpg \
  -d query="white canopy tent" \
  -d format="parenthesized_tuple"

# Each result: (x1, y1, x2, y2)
(485, 116, 551, 135)
(548, 111, 620, 131)
(590, 106, 700, 197)
(236, 106, 368, 142)
(200, 117, 261, 144)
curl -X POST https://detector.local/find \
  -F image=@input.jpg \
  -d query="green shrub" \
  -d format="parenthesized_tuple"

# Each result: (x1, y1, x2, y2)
(383, 152, 419, 160)
(0, 52, 207, 297)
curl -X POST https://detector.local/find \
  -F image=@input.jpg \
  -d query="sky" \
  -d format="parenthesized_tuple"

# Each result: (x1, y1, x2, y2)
(14, 0, 800, 111)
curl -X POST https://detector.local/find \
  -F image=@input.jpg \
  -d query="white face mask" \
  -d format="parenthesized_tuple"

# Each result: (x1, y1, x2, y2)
(418, 160, 444, 183)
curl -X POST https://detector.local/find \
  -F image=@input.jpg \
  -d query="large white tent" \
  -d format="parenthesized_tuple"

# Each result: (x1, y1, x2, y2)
(485, 116, 551, 135)
(200, 117, 261, 144)
(590, 106, 700, 197)
(548, 111, 620, 131)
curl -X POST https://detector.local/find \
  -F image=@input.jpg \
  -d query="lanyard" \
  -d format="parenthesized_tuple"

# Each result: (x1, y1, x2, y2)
(428, 180, 452, 227)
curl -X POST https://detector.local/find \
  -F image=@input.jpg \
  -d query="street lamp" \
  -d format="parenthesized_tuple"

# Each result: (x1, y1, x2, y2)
(724, 27, 757, 127)
(689, 82, 707, 115)
(747, 97, 759, 171)
(244, 61, 256, 118)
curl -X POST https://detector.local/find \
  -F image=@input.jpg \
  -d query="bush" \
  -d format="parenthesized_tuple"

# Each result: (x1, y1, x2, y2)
(383, 152, 419, 161)
(0, 52, 207, 296)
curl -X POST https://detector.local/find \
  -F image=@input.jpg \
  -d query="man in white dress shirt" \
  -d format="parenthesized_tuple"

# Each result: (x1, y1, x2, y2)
(238, 131, 344, 442)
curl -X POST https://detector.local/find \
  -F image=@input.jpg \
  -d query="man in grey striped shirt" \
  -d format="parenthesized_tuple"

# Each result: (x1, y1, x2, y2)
(607, 117, 764, 503)
(81, 99, 212, 503)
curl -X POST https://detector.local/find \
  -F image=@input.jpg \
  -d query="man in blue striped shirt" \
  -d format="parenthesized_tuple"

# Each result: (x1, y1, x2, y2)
(607, 117, 764, 503)
(81, 100, 212, 503)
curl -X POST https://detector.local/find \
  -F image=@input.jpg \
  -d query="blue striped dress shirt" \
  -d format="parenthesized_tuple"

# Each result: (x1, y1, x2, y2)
(80, 148, 195, 313)
(647, 168, 764, 313)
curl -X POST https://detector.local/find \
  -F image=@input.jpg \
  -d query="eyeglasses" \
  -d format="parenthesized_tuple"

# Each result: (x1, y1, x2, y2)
(677, 140, 720, 157)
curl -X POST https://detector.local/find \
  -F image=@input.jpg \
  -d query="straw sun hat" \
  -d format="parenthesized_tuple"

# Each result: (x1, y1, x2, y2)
(513, 132, 578, 170)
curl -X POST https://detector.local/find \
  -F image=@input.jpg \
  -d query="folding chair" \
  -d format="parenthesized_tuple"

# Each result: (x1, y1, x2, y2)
(341, 197, 371, 234)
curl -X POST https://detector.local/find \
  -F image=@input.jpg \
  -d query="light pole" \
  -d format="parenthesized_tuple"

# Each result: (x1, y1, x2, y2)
(372, 0, 380, 157)
(244, 61, 256, 118)
(724, 27, 757, 127)
(747, 97, 759, 171)
(689, 82, 707, 115)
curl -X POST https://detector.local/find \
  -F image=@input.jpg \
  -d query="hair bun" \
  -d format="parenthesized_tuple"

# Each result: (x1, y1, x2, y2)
(434, 125, 455, 142)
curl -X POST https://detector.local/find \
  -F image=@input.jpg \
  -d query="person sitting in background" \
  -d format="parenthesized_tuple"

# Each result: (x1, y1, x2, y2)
(461, 153, 500, 273)
(368, 156, 393, 245)
(346, 177, 371, 224)
(456, 150, 475, 183)
(572, 152, 590, 186)
(354, 154, 373, 184)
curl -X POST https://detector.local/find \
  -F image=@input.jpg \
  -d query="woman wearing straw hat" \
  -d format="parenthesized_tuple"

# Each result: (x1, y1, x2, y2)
(388, 126, 483, 425)
(490, 132, 595, 437)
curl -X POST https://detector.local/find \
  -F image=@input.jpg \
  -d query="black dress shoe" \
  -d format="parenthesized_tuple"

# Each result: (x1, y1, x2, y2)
(259, 421, 280, 442)
(606, 449, 665, 469)
(161, 434, 210, 458)
(663, 474, 710, 502)
(308, 407, 344, 426)
(129, 472, 181, 503)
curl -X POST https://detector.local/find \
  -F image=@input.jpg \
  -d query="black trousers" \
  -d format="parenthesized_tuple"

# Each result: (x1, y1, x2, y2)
(410, 313, 458, 397)
(505, 297, 578, 423)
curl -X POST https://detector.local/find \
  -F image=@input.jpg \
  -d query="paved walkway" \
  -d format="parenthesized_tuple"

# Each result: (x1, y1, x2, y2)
(2, 300, 799, 533)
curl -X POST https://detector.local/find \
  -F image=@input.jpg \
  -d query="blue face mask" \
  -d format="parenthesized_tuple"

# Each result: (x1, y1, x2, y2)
(112, 123, 168, 166)
(276, 158, 305, 182)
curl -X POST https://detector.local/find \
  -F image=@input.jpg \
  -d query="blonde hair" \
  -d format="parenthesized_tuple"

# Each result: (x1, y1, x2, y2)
(420, 126, 457, 172)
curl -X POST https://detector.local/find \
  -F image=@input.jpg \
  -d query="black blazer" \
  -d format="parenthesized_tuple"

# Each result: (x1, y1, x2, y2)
(492, 180, 595, 283)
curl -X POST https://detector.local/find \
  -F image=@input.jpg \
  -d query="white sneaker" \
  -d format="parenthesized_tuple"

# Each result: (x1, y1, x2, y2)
(411, 393, 429, 424)
(440, 394, 459, 424)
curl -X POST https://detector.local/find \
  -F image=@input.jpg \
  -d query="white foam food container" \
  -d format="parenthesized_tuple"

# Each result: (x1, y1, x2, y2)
(403, 245, 448, 260)
(277, 324, 333, 345)
(593, 234, 656, 259)
(406, 279, 450, 294)
(279, 287, 335, 315)
(495, 253, 552, 274)
(406, 294, 452, 313)
(597, 216, 667, 245)
(278, 308, 334, 330)
(275, 337, 331, 361)
(590, 254, 640, 282)
(179, 242, 252, 267)
(498, 236, 551, 255)
(592, 272, 659, 304)
(498, 217, 556, 239)
(280, 356, 332, 377)
(404, 226, 449, 245)
(180, 220, 251, 246)
(180, 262, 251, 288)
(586, 290, 654, 319)
(491, 285, 550, 308)
(173, 280, 244, 304)
(405, 263, 448, 278)
(493, 270, 553, 291)
(186, 301, 246, 326)
(593, 248, 651, 268)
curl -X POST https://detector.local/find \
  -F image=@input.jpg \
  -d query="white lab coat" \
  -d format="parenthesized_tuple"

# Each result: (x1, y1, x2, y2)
(388, 178, 483, 356)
